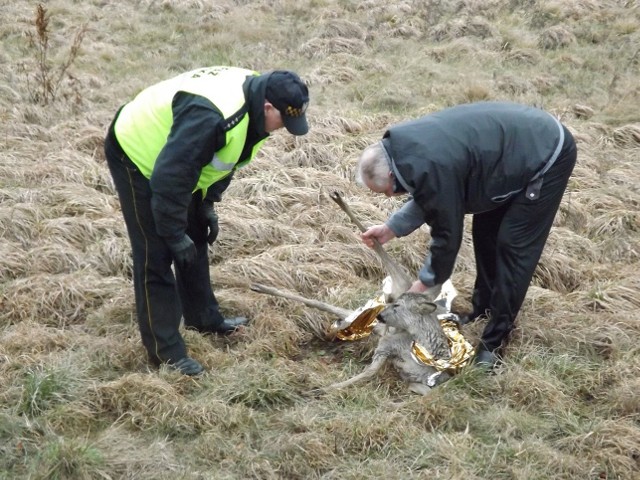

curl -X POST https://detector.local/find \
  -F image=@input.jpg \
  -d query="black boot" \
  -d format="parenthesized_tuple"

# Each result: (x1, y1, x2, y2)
(168, 357, 205, 376)
(150, 355, 205, 376)
(187, 316, 249, 336)
(472, 344, 501, 371)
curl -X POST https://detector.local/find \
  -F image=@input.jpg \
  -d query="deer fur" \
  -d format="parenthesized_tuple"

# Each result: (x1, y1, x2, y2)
(326, 292, 453, 395)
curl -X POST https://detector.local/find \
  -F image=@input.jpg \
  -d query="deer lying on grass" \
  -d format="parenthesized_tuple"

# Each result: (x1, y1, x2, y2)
(251, 192, 471, 394)
(327, 291, 453, 395)
(250, 282, 461, 395)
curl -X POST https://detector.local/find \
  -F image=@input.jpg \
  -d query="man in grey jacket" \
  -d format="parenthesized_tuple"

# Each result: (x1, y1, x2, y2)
(357, 102, 577, 368)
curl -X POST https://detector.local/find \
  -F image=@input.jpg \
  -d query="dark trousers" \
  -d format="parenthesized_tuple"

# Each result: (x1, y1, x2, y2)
(471, 126, 577, 352)
(104, 132, 225, 364)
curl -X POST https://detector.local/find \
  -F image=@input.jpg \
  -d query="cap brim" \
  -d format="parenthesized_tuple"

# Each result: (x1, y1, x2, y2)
(283, 114, 309, 136)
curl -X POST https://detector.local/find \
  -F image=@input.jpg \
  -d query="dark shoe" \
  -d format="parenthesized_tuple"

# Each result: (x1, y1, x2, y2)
(213, 316, 248, 335)
(473, 348, 500, 370)
(186, 316, 249, 336)
(167, 357, 204, 376)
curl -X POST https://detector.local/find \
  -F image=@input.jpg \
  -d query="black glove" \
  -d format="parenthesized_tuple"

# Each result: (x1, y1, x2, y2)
(166, 235, 197, 270)
(198, 201, 219, 245)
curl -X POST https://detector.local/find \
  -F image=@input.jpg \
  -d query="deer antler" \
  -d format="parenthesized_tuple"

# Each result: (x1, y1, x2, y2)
(329, 191, 412, 300)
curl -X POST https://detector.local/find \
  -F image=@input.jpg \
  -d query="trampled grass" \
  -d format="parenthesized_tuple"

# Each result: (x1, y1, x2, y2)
(1, 0, 639, 478)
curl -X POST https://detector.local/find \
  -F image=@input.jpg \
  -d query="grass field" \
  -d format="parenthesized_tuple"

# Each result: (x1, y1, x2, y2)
(1, 1, 639, 478)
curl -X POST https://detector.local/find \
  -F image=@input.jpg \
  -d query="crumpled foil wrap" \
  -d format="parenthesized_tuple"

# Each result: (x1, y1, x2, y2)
(330, 279, 475, 371)
(333, 294, 386, 341)
(411, 315, 476, 374)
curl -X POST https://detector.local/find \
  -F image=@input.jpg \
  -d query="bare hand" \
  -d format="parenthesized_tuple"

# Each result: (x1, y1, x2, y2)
(407, 281, 443, 301)
(407, 280, 430, 293)
(361, 224, 396, 248)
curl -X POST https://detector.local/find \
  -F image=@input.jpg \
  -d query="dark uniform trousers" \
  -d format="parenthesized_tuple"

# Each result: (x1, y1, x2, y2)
(104, 130, 226, 364)
(471, 125, 577, 352)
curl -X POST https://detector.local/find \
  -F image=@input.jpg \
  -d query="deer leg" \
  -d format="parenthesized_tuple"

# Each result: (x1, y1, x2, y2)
(326, 355, 389, 390)
(408, 382, 432, 396)
(250, 283, 352, 318)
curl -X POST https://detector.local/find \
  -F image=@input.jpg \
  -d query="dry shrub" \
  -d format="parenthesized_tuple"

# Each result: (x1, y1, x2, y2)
(260, 430, 338, 477)
(299, 37, 367, 59)
(306, 63, 358, 85)
(84, 288, 135, 332)
(48, 183, 117, 218)
(215, 214, 305, 258)
(498, 361, 572, 411)
(569, 269, 640, 313)
(529, 0, 601, 28)
(25, 242, 86, 275)
(1, 272, 123, 326)
(603, 165, 640, 192)
(0, 204, 44, 244)
(612, 124, 640, 148)
(143, 0, 209, 11)
(282, 143, 349, 171)
(515, 306, 574, 352)
(91, 373, 239, 433)
(69, 125, 106, 156)
(571, 103, 595, 119)
(538, 25, 576, 50)
(574, 181, 640, 240)
(209, 357, 308, 410)
(38, 216, 100, 250)
(504, 48, 543, 65)
(317, 18, 366, 41)
(495, 74, 532, 96)
(605, 376, 640, 417)
(589, 207, 639, 238)
(43, 400, 97, 435)
(82, 333, 144, 374)
(540, 0, 604, 22)
(461, 83, 492, 102)
(0, 321, 74, 357)
(534, 250, 584, 293)
(86, 235, 132, 277)
(92, 426, 184, 479)
(533, 227, 598, 293)
(553, 418, 640, 476)
(431, 16, 497, 42)
(219, 253, 361, 297)
(580, 316, 638, 361)
(0, 239, 28, 281)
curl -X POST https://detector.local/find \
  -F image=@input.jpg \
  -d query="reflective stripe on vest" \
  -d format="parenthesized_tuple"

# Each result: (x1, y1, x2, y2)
(114, 66, 261, 191)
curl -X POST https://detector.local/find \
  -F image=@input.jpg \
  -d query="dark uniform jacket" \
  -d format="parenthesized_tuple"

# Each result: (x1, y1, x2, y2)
(383, 101, 564, 287)
(109, 73, 271, 243)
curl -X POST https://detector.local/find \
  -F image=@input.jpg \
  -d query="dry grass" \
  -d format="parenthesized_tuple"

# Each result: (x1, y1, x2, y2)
(1, 0, 639, 478)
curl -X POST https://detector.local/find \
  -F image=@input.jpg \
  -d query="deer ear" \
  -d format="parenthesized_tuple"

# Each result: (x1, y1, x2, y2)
(416, 301, 437, 315)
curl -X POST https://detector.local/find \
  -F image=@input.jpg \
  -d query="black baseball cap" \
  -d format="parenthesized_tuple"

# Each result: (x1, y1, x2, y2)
(265, 70, 310, 135)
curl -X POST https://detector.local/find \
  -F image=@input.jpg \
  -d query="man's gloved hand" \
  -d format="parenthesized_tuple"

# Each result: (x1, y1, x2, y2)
(198, 201, 219, 245)
(167, 235, 197, 270)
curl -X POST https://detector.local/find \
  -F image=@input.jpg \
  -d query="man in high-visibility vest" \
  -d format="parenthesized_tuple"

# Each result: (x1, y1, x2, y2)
(104, 66, 310, 375)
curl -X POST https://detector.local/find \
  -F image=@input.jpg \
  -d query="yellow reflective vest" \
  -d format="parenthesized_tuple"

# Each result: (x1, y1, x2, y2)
(114, 66, 266, 192)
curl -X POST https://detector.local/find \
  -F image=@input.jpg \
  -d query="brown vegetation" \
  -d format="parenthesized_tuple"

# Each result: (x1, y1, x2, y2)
(1, 0, 639, 478)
